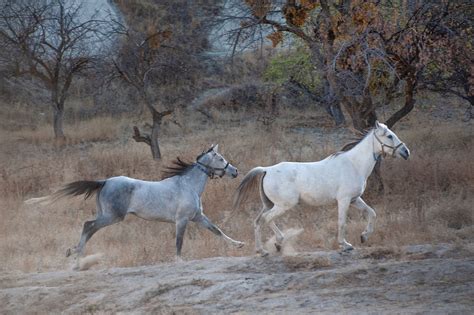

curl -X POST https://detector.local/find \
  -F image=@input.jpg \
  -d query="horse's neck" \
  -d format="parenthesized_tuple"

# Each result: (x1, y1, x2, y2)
(183, 166, 209, 196)
(345, 131, 378, 180)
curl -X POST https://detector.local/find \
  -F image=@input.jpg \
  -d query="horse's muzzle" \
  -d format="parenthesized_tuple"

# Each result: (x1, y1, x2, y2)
(399, 147, 410, 160)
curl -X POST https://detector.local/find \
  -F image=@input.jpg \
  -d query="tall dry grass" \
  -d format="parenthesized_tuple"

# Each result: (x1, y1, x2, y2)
(0, 100, 473, 273)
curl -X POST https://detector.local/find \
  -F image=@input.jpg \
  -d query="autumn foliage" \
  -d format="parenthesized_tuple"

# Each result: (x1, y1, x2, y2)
(241, 0, 473, 129)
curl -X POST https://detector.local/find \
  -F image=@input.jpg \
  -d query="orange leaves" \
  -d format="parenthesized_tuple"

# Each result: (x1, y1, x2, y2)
(283, 5, 305, 26)
(145, 24, 172, 50)
(351, 1, 378, 32)
(300, 0, 318, 10)
(267, 31, 284, 47)
(245, 0, 271, 18)
(283, 0, 318, 27)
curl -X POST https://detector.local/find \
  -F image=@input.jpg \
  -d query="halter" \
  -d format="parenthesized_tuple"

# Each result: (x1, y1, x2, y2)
(195, 161, 229, 179)
(373, 132, 405, 161)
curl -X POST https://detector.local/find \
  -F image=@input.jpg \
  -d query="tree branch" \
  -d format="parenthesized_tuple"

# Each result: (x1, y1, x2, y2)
(132, 126, 151, 146)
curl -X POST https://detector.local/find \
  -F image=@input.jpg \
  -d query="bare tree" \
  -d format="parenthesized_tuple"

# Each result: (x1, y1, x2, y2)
(0, 0, 114, 139)
(110, 0, 215, 160)
(112, 29, 176, 160)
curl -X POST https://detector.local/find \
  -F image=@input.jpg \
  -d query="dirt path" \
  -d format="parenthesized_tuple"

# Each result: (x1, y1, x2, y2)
(1, 243, 473, 314)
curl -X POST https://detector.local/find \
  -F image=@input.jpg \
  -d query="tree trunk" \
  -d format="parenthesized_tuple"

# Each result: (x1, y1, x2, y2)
(53, 105, 65, 139)
(132, 98, 173, 160)
(132, 90, 174, 160)
(321, 69, 347, 126)
(344, 101, 376, 131)
(51, 86, 66, 140)
(323, 79, 345, 126)
(386, 77, 416, 128)
(346, 107, 365, 131)
(150, 115, 162, 160)
(329, 102, 345, 126)
(369, 159, 385, 193)
(287, 78, 345, 125)
(308, 40, 346, 126)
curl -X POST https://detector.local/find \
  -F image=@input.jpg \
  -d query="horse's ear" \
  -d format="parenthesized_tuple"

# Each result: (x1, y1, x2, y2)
(212, 144, 219, 152)
(375, 120, 381, 129)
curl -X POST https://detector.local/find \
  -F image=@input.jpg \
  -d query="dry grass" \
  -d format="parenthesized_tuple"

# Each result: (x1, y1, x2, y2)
(0, 98, 473, 273)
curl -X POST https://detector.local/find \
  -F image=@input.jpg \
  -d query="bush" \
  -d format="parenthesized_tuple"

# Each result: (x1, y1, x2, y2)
(264, 44, 322, 91)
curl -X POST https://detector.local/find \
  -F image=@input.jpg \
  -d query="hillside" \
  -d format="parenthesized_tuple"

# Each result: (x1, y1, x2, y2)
(1, 243, 473, 314)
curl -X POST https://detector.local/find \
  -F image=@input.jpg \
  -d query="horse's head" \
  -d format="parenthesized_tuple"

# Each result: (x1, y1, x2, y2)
(196, 144, 238, 178)
(374, 121, 410, 160)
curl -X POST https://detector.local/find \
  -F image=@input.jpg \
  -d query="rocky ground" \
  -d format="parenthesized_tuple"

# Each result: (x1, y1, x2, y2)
(1, 243, 473, 314)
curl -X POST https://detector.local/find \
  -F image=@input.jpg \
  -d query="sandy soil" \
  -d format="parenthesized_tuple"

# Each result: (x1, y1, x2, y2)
(1, 243, 473, 314)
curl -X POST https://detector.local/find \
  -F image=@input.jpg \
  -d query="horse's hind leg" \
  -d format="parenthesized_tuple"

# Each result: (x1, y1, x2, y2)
(270, 222, 284, 252)
(254, 188, 276, 255)
(194, 215, 244, 248)
(351, 197, 376, 244)
(175, 219, 188, 259)
(256, 205, 292, 256)
(67, 215, 123, 257)
(254, 206, 269, 256)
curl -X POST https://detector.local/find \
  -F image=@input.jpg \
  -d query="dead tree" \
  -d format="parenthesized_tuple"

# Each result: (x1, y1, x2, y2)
(113, 30, 176, 160)
(0, 0, 113, 139)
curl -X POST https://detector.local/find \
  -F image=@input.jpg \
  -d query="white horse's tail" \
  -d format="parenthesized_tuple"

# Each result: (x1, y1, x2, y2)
(24, 195, 53, 205)
(233, 167, 267, 209)
(24, 180, 106, 205)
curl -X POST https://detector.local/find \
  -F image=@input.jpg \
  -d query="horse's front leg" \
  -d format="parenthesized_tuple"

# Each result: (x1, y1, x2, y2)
(194, 214, 245, 248)
(337, 198, 353, 251)
(351, 197, 376, 243)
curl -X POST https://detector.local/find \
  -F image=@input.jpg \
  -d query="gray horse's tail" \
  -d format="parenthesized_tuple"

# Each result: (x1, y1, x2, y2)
(233, 167, 267, 209)
(54, 180, 106, 200)
(25, 180, 105, 205)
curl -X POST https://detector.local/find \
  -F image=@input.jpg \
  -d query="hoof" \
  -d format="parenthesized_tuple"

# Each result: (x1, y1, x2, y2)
(235, 241, 245, 248)
(66, 248, 72, 257)
(361, 234, 368, 243)
(343, 246, 354, 252)
(275, 243, 282, 252)
(257, 249, 269, 257)
(339, 242, 354, 252)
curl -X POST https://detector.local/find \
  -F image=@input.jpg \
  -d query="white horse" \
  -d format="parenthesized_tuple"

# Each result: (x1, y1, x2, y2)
(234, 121, 410, 255)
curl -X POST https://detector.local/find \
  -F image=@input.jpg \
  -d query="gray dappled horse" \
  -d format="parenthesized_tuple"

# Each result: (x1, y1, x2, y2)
(30, 145, 244, 260)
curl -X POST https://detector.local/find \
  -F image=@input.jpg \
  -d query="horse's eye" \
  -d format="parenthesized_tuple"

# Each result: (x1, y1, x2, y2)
(387, 135, 393, 139)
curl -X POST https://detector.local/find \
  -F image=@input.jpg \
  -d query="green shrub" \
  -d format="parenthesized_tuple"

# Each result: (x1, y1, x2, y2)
(263, 45, 322, 91)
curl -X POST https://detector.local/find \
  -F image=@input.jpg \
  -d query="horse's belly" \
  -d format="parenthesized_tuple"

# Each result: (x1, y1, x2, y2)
(299, 191, 334, 206)
(129, 207, 175, 222)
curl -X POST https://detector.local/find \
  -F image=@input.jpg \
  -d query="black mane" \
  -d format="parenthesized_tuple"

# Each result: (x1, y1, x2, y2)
(161, 147, 215, 179)
(161, 157, 195, 179)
